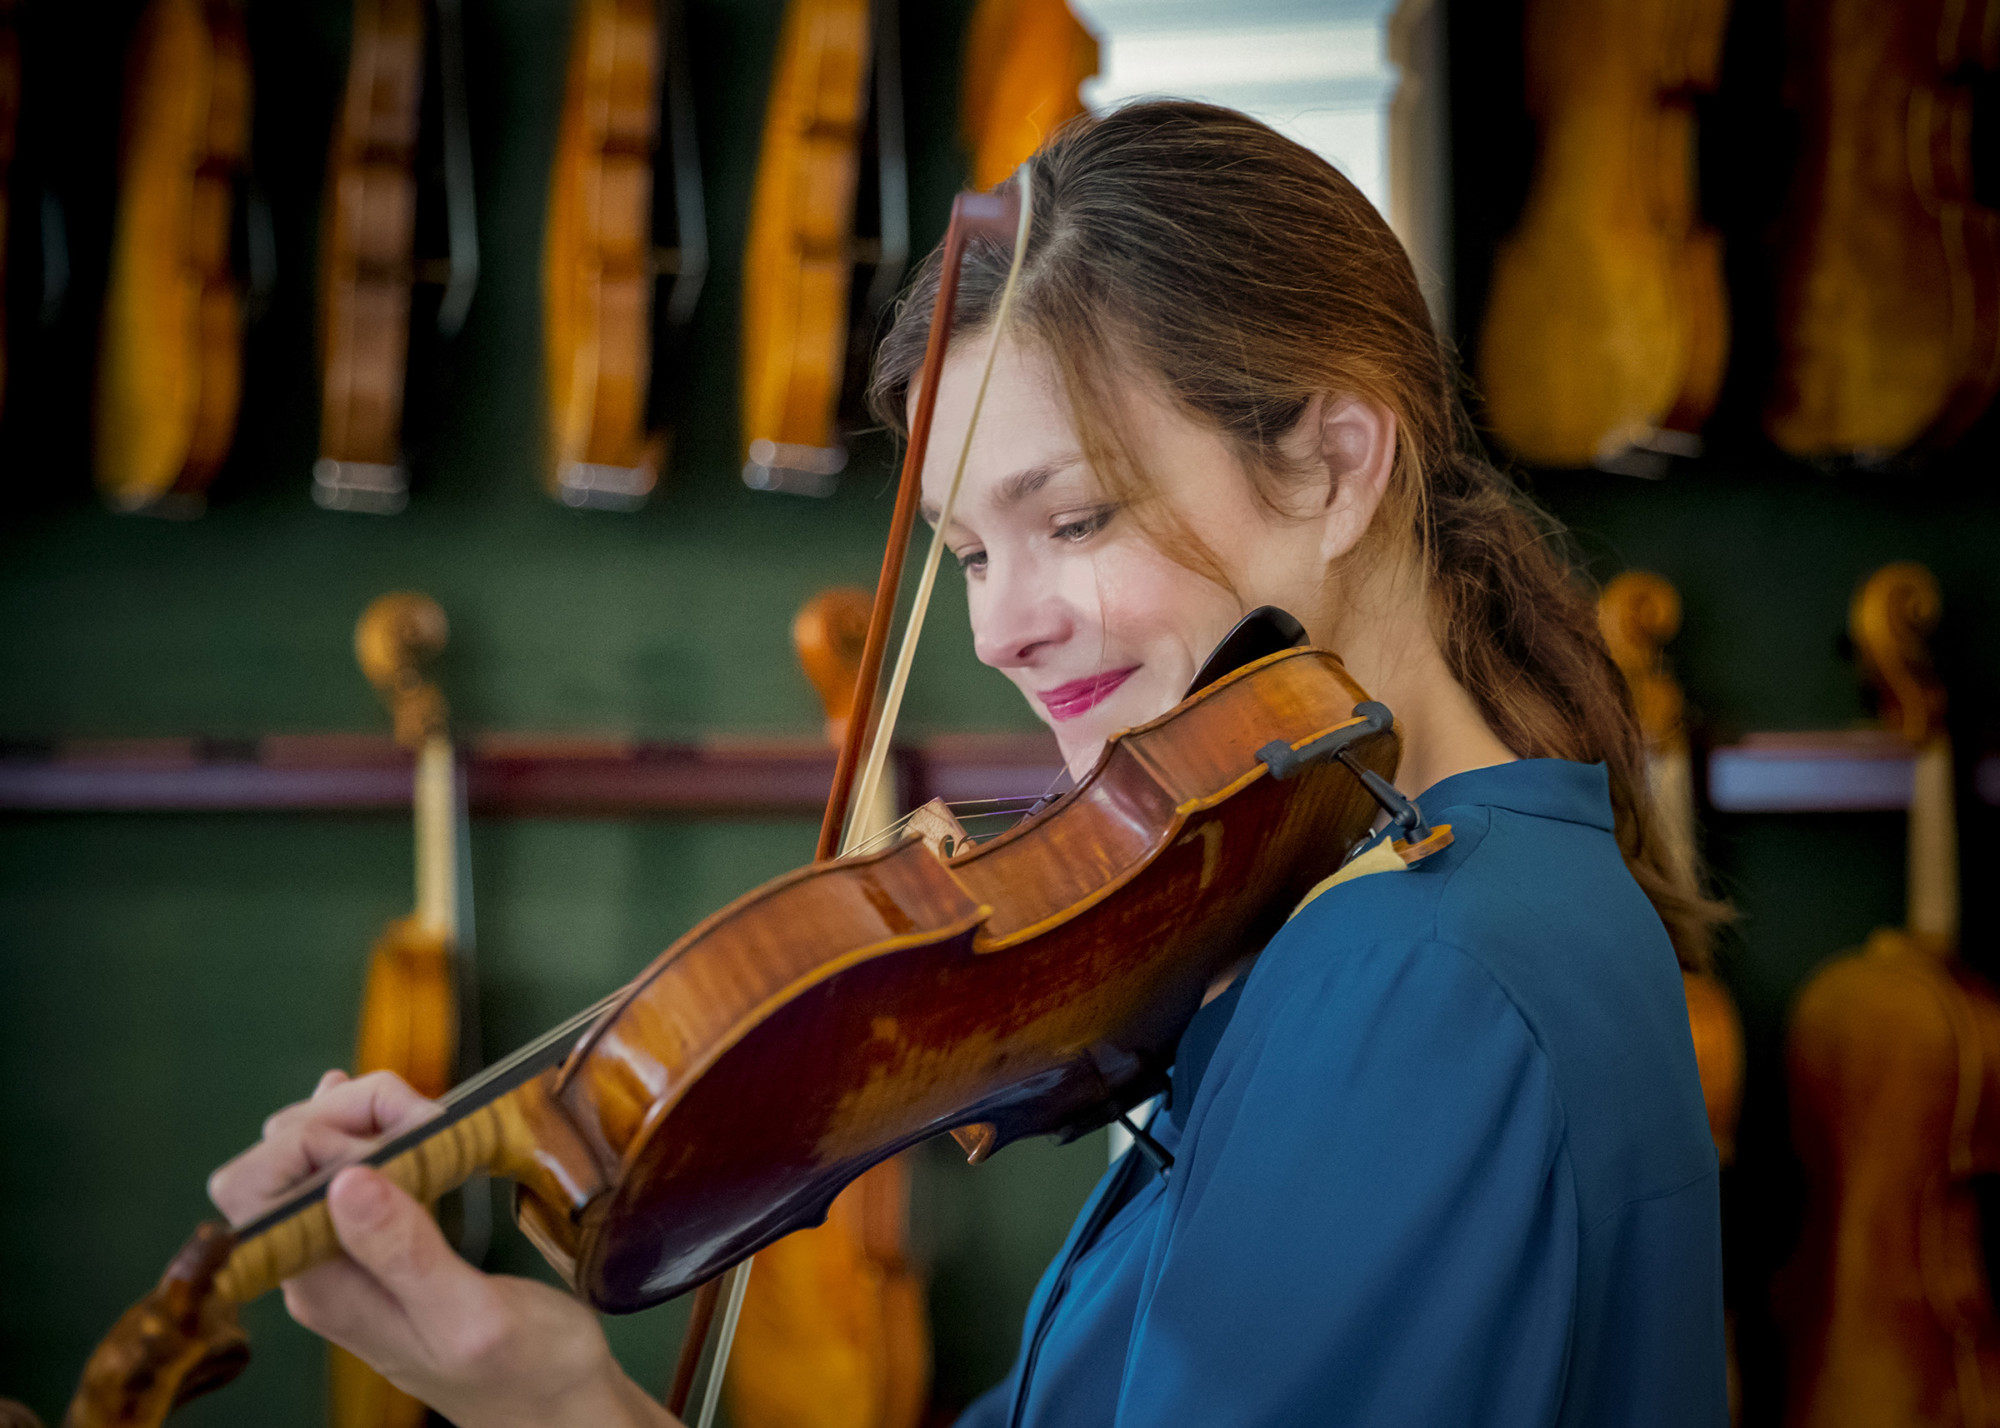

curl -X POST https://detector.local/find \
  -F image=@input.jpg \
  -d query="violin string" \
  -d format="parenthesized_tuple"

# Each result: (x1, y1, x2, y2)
(236, 990, 630, 1240)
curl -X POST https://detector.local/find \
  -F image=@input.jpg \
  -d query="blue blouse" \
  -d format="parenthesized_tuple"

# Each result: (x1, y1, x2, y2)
(957, 759, 1725, 1428)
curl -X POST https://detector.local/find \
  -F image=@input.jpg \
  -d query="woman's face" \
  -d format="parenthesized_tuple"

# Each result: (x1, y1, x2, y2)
(918, 337, 1349, 778)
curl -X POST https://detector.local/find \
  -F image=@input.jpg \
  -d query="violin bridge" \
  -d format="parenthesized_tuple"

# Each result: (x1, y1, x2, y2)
(905, 798, 971, 860)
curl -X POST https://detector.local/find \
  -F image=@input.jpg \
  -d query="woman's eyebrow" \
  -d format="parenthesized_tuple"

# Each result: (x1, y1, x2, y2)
(920, 456, 1085, 526)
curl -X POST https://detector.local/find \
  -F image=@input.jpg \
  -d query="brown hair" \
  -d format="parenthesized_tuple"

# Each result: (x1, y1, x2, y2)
(867, 101, 1729, 969)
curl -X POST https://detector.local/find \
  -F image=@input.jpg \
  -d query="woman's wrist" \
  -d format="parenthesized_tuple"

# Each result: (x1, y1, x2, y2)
(455, 1360, 681, 1428)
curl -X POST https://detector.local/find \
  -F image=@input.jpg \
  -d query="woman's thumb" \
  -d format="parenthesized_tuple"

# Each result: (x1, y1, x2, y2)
(325, 1165, 471, 1318)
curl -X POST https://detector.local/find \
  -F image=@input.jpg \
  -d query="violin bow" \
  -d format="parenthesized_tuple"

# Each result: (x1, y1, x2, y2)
(666, 166, 1035, 1425)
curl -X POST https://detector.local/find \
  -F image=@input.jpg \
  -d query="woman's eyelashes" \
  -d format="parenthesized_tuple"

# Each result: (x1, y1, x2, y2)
(954, 545, 988, 576)
(1051, 505, 1116, 543)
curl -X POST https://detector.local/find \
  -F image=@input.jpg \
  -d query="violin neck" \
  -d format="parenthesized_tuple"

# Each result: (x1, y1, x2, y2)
(215, 1051, 578, 1306)
(1908, 733, 1958, 946)
(414, 734, 458, 940)
(1645, 739, 1696, 888)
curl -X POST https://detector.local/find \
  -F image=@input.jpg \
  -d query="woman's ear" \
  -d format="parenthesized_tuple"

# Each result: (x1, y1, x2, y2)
(1314, 396, 1397, 564)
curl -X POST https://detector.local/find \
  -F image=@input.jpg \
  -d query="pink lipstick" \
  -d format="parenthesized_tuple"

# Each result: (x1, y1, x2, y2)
(1037, 667, 1138, 721)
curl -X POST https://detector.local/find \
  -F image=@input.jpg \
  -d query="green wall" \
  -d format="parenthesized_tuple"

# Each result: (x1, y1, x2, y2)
(0, 0, 1100, 1420)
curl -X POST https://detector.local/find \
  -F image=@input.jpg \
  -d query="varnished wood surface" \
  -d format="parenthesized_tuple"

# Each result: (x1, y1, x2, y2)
(93, 0, 250, 513)
(558, 647, 1391, 1309)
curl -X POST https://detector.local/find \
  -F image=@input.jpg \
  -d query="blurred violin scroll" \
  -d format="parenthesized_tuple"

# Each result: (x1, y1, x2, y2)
(1477, 0, 1729, 473)
(741, 0, 907, 497)
(1780, 563, 2000, 1428)
(1766, 0, 2000, 459)
(94, 0, 251, 515)
(542, 0, 708, 511)
(314, 0, 479, 515)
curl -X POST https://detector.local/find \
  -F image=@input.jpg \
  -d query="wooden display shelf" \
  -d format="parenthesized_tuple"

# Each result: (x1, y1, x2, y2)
(3, 728, 1991, 816)
(1707, 729, 2000, 812)
(0, 731, 1068, 817)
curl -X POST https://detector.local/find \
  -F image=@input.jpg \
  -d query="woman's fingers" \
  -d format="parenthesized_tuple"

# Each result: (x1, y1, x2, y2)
(208, 1071, 439, 1222)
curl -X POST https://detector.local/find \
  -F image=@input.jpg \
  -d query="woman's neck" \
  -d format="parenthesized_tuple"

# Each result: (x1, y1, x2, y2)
(1318, 571, 1518, 801)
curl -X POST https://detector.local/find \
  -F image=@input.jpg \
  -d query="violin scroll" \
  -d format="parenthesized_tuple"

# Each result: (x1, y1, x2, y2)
(62, 1222, 247, 1428)
(355, 591, 451, 749)
(1597, 570, 1686, 750)
(792, 587, 873, 745)
(1850, 562, 1945, 749)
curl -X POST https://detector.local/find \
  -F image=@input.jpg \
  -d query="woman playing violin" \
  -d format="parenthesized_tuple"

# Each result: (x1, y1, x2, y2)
(208, 102, 1728, 1427)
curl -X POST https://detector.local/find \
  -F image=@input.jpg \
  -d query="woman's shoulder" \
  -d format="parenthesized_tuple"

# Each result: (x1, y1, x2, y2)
(1232, 758, 1714, 1215)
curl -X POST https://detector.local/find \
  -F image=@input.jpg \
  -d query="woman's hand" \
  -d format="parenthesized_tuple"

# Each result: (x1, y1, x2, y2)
(208, 1070, 679, 1428)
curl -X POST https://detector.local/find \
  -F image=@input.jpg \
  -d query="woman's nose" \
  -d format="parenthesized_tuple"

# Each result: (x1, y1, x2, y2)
(972, 560, 1077, 669)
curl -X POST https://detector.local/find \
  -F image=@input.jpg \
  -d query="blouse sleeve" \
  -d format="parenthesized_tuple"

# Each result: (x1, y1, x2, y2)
(1113, 935, 1577, 1428)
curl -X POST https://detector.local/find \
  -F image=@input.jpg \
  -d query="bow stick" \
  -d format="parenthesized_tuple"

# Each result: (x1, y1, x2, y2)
(667, 166, 1034, 1425)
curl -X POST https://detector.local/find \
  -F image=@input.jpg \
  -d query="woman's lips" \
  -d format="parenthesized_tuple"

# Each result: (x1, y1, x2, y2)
(1037, 667, 1139, 721)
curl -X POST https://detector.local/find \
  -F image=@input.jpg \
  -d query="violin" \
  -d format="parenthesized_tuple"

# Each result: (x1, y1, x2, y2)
(960, 0, 1097, 191)
(724, 587, 930, 1428)
(1597, 572, 1743, 1158)
(1765, 0, 2000, 458)
(1475, 0, 1728, 471)
(314, 0, 479, 515)
(61, 178, 1423, 1427)
(0, 0, 17, 426)
(1779, 562, 2000, 1426)
(334, 593, 477, 1428)
(544, 0, 664, 510)
(1599, 571, 1743, 1420)
(739, 0, 872, 495)
(93, 0, 251, 515)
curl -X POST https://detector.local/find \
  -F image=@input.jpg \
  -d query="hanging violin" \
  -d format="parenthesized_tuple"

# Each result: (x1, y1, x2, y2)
(1598, 571, 1743, 1421)
(960, 0, 1097, 192)
(739, 0, 907, 497)
(1766, 0, 2000, 458)
(333, 593, 483, 1428)
(1475, 0, 1729, 472)
(541, 0, 707, 511)
(0, 0, 18, 427)
(313, 0, 479, 515)
(93, 0, 251, 515)
(1778, 562, 2000, 1427)
(60, 173, 1431, 1428)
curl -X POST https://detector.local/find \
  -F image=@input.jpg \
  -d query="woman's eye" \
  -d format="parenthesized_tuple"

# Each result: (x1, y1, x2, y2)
(1052, 506, 1115, 543)
(954, 547, 988, 575)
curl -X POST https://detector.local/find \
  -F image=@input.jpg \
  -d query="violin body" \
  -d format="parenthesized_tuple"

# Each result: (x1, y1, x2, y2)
(1767, 0, 2000, 458)
(1781, 929, 2000, 1426)
(315, 0, 425, 508)
(94, 0, 250, 513)
(532, 645, 1392, 1308)
(961, 0, 1097, 191)
(740, 0, 870, 487)
(543, 0, 661, 507)
(0, 0, 18, 425)
(1476, 0, 1729, 468)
